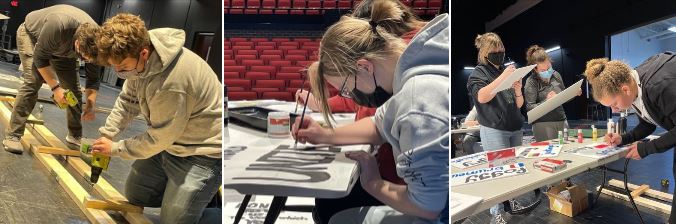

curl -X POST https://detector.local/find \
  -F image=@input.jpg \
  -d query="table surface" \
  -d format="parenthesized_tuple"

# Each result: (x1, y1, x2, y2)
(225, 100, 365, 199)
(451, 138, 627, 219)
(451, 126, 480, 134)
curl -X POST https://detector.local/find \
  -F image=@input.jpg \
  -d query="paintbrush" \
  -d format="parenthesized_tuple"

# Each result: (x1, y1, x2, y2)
(294, 76, 307, 114)
(294, 85, 311, 149)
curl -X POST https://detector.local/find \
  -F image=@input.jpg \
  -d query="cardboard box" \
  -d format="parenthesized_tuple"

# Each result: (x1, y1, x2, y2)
(545, 182, 589, 217)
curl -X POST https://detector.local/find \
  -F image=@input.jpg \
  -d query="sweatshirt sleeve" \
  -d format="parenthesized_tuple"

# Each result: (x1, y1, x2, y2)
(395, 112, 449, 212)
(83, 63, 101, 90)
(33, 18, 62, 69)
(636, 87, 676, 158)
(621, 115, 656, 147)
(111, 90, 195, 160)
(98, 81, 141, 139)
(523, 76, 541, 112)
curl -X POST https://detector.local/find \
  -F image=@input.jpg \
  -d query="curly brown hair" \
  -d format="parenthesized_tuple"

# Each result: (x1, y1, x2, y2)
(95, 13, 150, 63)
(583, 58, 633, 100)
(74, 22, 101, 64)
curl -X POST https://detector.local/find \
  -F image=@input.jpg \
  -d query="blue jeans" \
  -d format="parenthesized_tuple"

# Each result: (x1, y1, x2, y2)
(479, 126, 523, 216)
(125, 151, 222, 224)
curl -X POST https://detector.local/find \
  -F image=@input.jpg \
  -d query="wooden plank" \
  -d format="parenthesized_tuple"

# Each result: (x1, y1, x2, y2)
(26, 119, 45, 125)
(599, 186, 671, 214)
(3, 100, 152, 224)
(0, 102, 116, 224)
(38, 146, 81, 157)
(24, 112, 152, 224)
(0, 96, 14, 102)
(608, 179, 673, 202)
(630, 184, 650, 198)
(84, 197, 144, 213)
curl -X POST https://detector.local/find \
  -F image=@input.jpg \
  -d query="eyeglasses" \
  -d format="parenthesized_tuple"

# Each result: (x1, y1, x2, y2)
(338, 75, 355, 99)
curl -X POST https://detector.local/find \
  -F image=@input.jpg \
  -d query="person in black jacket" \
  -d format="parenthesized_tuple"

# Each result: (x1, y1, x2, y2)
(584, 52, 676, 222)
(467, 32, 526, 224)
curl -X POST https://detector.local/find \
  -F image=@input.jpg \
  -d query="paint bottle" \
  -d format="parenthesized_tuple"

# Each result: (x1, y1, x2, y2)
(607, 119, 615, 135)
(558, 131, 564, 145)
(592, 125, 598, 142)
(577, 129, 583, 143)
(563, 128, 569, 142)
(618, 111, 627, 135)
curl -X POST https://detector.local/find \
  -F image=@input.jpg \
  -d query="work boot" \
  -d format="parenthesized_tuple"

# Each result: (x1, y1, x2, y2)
(65, 135, 81, 149)
(3, 136, 23, 154)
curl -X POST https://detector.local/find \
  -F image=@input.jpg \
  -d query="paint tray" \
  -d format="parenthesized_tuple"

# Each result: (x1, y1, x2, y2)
(229, 106, 299, 132)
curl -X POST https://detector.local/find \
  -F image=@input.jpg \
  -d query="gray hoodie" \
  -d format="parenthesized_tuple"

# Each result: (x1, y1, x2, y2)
(99, 28, 222, 159)
(373, 14, 449, 222)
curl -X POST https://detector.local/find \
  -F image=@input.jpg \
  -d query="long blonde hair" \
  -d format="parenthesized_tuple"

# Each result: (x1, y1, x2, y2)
(475, 32, 504, 65)
(583, 58, 633, 101)
(312, 0, 406, 127)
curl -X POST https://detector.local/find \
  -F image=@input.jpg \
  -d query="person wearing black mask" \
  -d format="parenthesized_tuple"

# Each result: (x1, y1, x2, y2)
(291, 2, 449, 222)
(467, 32, 532, 224)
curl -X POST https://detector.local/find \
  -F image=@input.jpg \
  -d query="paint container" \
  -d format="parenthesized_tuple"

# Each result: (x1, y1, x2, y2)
(577, 129, 583, 143)
(607, 119, 615, 135)
(563, 128, 569, 142)
(268, 112, 291, 138)
(558, 131, 563, 145)
(592, 125, 598, 142)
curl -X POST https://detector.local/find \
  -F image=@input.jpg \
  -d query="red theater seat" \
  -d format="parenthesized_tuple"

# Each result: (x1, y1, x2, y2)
(261, 49, 284, 56)
(224, 79, 252, 90)
(276, 72, 302, 81)
(235, 54, 257, 62)
(261, 91, 294, 101)
(242, 59, 265, 67)
(256, 80, 286, 88)
(280, 66, 304, 73)
(286, 49, 307, 56)
(285, 55, 306, 61)
(269, 60, 292, 68)
(224, 60, 237, 66)
(250, 65, 277, 77)
(260, 54, 282, 62)
(245, 72, 271, 80)
(223, 72, 240, 79)
(228, 91, 257, 100)
(223, 66, 246, 75)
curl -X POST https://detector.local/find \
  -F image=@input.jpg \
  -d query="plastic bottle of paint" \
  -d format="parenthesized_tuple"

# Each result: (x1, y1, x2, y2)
(618, 111, 627, 135)
(558, 131, 564, 145)
(592, 125, 598, 142)
(607, 119, 615, 134)
(267, 112, 291, 138)
(578, 129, 583, 143)
(563, 128, 569, 142)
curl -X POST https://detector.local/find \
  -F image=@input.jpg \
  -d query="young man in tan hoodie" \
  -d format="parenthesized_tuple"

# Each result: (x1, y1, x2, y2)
(88, 13, 222, 223)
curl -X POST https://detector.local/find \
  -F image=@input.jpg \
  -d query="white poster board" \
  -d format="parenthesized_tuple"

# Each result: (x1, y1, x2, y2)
(516, 145, 562, 158)
(450, 152, 487, 169)
(564, 143, 627, 159)
(224, 196, 314, 224)
(527, 79, 584, 123)
(491, 64, 537, 94)
(451, 162, 528, 186)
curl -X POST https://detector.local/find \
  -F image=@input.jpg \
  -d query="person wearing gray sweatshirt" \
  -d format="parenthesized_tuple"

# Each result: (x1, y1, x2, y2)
(291, 1, 448, 222)
(89, 14, 222, 223)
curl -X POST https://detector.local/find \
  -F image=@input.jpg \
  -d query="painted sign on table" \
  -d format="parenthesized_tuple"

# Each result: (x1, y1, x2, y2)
(486, 148, 517, 167)
(564, 143, 627, 159)
(223, 143, 364, 198)
(451, 162, 528, 186)
(516, 145, 562, 158)
(451, 152, 487, 169)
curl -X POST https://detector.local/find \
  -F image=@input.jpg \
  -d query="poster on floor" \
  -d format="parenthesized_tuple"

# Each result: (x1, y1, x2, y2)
(564, 143, 627, 159)
(451, 152, 487, 169)
(516, 144, 562, 158)
(451, 162, 528, 186)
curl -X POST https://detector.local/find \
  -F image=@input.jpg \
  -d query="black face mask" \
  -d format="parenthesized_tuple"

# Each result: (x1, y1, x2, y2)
(486, 52, 505, 66)
(350, 73, 392, 108)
